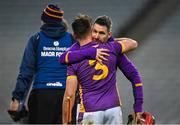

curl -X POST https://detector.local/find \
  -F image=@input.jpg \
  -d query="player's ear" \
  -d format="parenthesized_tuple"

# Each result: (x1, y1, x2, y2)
(108, 31, 112, 39)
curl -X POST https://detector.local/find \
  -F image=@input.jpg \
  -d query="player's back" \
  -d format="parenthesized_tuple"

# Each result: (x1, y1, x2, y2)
(69, 41, 123, 112)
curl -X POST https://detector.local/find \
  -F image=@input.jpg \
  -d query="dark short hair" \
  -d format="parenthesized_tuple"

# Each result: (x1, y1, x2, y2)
(94, 15, 112, 32)
(71, 14, 92, 39)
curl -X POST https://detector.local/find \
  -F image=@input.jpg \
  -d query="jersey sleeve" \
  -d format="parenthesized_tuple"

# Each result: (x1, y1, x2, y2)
(113, 41, 124, 55)
(59, 45, 96, 65)
(59, 42, 79, 64)
(117, 54, 143, 112)
(117, 54, 142, 84)
(67, 64, 77, 77)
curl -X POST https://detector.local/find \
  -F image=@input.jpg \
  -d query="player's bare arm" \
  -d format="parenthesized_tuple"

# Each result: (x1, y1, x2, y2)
(62, 76, 78, 124)
(114, 38, 138, 52)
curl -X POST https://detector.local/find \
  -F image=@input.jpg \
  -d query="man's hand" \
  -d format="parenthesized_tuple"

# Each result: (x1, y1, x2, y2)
(8, 99, 20, 121)
(133, 112, 144, 124)
(8, 99, 28, 121)
(96, 48, 109, 65)
(9, 99, 19, 111)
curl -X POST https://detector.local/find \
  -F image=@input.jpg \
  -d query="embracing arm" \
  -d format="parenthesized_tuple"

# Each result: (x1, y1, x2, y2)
(114, 37, 138, 53)
(117, 54, 143, 113)
(63, 76, 78, 124)
(59, 45, 109, 65)
(59, 47, 97, 64)
(59, 37, 138, 65)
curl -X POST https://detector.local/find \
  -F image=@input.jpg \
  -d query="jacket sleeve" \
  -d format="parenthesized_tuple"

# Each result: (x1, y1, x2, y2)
(117, 54, 143, 112)
(12, 35, 37, 101)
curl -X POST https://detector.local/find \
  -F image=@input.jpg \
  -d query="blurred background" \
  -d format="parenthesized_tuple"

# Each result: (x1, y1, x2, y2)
(0, 0, 180, 124)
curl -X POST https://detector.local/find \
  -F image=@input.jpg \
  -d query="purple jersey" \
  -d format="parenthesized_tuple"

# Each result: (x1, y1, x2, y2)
(67, 41, 123, 112)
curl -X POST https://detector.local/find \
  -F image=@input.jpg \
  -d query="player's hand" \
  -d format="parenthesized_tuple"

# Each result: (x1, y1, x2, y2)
(133, 112, 144, 124)
(96, 48, 109, 65)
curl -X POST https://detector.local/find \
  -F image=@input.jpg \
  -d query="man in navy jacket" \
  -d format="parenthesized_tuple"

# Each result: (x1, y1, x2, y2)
(8, 4, 75, 124)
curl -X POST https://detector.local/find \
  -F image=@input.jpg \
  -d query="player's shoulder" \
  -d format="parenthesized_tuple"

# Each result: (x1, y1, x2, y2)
(69, 42, 80, 51)
(99, 40, 117, 48)
(98, 40, 122, 54)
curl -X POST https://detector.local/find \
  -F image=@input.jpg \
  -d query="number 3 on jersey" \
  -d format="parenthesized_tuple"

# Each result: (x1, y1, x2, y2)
(89, 60, 109, 81)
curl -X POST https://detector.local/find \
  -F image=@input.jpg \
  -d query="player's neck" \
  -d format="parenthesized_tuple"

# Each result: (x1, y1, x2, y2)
(79, 35, 92, 46)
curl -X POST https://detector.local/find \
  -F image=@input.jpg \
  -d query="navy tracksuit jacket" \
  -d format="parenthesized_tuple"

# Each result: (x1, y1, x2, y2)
(12, 23, 74, 101)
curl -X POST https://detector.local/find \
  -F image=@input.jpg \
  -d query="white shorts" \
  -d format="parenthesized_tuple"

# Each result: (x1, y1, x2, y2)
(77, 106, 123, 125)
